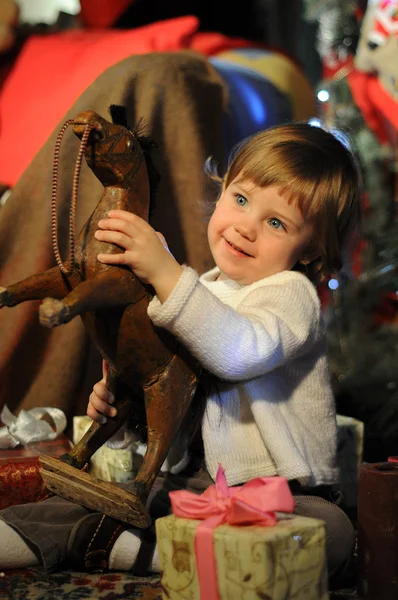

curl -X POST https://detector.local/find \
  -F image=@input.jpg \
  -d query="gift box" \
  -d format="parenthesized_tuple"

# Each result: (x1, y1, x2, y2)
(73, 416, 137, 483)
(156, 467, 328, 600)
(0, 434, 73, 509)
(156, 514, 328, 600)
(336, 414, 364, 507)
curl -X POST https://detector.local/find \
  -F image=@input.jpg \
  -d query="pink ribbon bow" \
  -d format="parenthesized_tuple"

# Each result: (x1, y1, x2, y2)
(169, 465, 294, 600)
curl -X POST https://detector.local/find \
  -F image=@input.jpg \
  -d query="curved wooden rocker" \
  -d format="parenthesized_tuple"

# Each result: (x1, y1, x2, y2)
(0, 107, 201, 528)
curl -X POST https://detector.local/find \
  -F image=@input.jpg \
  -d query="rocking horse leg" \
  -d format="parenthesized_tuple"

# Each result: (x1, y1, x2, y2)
(39, 371, 151, 528)
(0, 266, 70, 308)
(39, 270, 140, 327)
(130, 354, 200, 503)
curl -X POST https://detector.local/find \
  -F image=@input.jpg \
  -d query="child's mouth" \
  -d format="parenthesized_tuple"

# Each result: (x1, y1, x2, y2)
(225, 239, 252, 257)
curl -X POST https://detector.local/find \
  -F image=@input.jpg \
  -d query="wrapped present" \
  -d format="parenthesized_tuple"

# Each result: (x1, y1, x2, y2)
(73, 415, 137, 482)
(336, 414, 364, 507)
(0, 434, 72, 509)
(156, 467, 328, 600)
(0, 403, 71, 509)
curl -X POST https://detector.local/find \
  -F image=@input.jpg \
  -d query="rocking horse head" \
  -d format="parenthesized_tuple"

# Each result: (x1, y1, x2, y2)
(72, 108, 153, 192)
(50, 105, 160, 275)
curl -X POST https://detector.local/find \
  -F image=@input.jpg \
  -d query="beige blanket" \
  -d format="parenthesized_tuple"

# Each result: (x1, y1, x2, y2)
(0, 50, 227, 424)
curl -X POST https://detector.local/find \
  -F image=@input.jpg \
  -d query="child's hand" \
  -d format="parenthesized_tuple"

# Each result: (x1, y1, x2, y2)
(87, 360, 116, 424)
(95, 210, 183, 302)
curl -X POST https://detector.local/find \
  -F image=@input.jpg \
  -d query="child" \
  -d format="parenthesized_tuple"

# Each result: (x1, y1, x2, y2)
(0, 122, 361, 584)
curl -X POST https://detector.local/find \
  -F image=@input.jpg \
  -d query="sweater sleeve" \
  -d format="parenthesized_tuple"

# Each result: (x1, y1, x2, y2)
(147, 266, 321, 381)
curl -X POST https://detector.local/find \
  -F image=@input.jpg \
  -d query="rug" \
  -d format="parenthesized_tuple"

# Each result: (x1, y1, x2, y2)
(0, 568, 362, 600)
(0, 568, 162, 600)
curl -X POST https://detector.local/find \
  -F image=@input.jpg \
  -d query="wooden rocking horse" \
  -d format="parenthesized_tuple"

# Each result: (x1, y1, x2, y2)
(0, 107, 201, 528)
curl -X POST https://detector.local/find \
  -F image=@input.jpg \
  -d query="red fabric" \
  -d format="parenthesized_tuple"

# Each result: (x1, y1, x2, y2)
(0, 16, 200, 186)
(0, 14, 300, 187)
(191, 31, 266, 56)
(322, 56, 352, 82)
(0, 434, 72, 509)
(80, 0, 134, 28)
(348, 69, 397, 145)
(0, 14, 301, 187)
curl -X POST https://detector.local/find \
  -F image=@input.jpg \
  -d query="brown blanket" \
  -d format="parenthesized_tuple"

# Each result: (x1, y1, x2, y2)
(0, 50, 227, 424)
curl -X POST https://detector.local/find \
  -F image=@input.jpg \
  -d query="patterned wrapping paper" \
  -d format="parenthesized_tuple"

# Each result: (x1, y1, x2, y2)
(73, 416, 136, 482)
(156, 514, 328, 600)
(0, 434, 72, 509)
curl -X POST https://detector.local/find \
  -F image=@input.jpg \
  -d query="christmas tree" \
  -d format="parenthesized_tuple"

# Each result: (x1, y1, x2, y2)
(303, 0, 397, 461)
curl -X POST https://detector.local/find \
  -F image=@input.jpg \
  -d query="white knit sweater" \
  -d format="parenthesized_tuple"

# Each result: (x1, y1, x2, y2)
(147, 266, 338, 487)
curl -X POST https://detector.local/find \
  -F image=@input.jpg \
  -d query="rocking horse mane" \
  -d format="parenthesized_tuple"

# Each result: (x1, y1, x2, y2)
(109, 104, 160, 216)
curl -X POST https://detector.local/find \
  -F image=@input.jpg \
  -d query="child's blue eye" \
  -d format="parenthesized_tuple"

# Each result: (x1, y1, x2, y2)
(269, 218, 284, 230)
(236, 195, 248, 206)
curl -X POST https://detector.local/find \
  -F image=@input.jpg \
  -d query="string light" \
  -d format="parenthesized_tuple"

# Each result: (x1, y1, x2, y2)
(328, 278, 339, 290)
(317, 89, 330, 102)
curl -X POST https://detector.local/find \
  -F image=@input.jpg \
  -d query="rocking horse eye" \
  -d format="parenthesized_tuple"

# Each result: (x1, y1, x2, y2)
(93, 129, 105, 142)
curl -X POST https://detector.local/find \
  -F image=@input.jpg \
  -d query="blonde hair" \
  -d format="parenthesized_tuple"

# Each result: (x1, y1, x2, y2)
(207, 122, 362, 283)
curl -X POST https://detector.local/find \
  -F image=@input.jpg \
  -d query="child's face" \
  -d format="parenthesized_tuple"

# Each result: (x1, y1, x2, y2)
(207, 179, 315, 285)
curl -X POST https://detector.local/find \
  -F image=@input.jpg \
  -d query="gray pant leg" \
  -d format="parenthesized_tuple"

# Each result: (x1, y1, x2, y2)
(0, 496, 90, 571)
(0, 470, 213, 572)
(293, 494, 355, 577)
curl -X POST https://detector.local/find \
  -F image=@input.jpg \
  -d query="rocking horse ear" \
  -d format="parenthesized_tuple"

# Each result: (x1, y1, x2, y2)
(109, 104, 129, 129)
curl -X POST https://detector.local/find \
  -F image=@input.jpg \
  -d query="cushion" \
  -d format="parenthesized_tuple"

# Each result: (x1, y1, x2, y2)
(0, 16, 199, 186)
(210, 56, 293, 155)
(211, 48, 316, 122)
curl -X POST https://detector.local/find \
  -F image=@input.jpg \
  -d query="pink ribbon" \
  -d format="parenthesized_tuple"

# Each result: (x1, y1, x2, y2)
(169, 465, 294, 600)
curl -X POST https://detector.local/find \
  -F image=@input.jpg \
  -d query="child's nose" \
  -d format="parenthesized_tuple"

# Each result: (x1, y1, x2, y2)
(235, 223, 256, 242)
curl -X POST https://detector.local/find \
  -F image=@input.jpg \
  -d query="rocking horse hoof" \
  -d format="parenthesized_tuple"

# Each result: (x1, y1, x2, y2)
(39, 297, 70, 327)
(0, 287, 10, 308)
